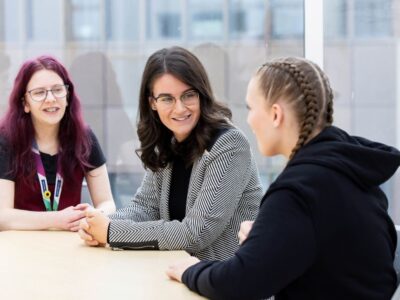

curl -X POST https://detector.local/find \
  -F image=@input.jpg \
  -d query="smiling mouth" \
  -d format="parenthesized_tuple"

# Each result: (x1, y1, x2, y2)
(43, 107, 60, 112)
(172, 114, 191, 121)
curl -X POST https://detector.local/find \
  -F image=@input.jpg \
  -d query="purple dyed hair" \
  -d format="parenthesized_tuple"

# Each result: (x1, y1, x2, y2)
(0, 55, 92, 185)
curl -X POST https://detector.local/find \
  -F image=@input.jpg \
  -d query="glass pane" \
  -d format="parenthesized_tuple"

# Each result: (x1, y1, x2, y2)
(105, 0, 139, 41)
(68, 52, 139, 208)
(324, 0, 346, 39)
(0, 0, 4, 41)
(0, 51, 10, 115)
(354, 0, 392, 38)
(229, 0, 265, 40)
(147, 0, 181, 40)
(324, 0, 399, 223)
(1, 0, 19, 42)
(68, 0, 101, 41)
(269, 0, 304, 39)
(27, 0, 62, 42)
(188, 0, 224, 40)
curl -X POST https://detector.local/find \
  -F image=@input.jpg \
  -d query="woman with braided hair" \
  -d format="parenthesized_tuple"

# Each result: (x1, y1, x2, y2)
(167, 57, 400, 299)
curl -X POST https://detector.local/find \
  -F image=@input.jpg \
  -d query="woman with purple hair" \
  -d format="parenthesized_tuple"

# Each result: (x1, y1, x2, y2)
(0, 55, 115, 231)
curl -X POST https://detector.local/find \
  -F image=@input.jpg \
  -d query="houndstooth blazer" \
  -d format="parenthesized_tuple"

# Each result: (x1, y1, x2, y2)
(108, 128, 263, 260)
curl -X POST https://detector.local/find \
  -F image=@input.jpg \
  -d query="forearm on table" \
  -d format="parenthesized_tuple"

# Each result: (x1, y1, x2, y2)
(0, 208, 60, 230)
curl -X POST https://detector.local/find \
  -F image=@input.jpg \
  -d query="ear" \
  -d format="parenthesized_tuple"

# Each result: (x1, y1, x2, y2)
(270, 103, 284, 128)
(22, 98, 30, 113)
(149, 97, 157, 111)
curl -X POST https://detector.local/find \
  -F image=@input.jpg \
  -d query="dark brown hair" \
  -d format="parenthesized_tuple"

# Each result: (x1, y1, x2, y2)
(137, 46, 232, 171)
(257, 57, 334, 159)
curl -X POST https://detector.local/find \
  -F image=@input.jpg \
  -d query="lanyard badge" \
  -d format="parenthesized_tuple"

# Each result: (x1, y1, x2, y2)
(32, 142, 64, 211)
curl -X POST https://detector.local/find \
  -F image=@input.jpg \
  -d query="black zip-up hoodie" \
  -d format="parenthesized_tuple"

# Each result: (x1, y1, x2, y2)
(183, 126, 400, 300)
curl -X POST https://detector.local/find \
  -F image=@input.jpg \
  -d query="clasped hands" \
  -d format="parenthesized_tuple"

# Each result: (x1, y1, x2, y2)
(78, 209, 110, 246)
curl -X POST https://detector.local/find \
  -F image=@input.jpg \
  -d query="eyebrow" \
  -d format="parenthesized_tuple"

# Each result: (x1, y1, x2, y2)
(28, 84, 64, 91)
(154, 88, 195, 98)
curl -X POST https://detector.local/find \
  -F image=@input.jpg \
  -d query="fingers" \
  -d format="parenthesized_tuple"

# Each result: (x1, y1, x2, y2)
(86, 216, 95, 226)
(240, 220, 254, 231)
(70, 225, 80, 232)
(79, 218, 90, 230)
(72, 212, 86, 222)
(86, 209, 101, 218)
(166, 266, 181, 282)
(69, 219, 82, 232)
(78, 228, 93, 241)
(85, 239, 100, 246)
(165, 264, 183, 282)
(74, 203, 91, 211)
(238, 220, 255, 245)
(166, 257, 200, 282)
(238, 230, 245, 245)
(78, 228, 101, 247)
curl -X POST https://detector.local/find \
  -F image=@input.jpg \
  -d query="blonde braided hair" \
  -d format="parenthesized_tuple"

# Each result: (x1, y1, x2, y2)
(257, 57, 334, 159)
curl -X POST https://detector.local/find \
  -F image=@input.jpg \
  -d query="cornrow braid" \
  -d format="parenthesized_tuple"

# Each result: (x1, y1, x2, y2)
(313, 64, 334, 125)
(322, 73, 334, 125)
(266, 61, 320, 159)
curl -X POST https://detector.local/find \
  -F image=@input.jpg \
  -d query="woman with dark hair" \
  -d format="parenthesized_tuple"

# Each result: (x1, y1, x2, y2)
(78, 46, 262, 260)
(0, 55, 115, 231)
(167, 57, 399, 299)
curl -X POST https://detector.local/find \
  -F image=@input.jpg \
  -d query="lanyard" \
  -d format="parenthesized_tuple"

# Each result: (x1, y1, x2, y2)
(32, 141, 64, 211)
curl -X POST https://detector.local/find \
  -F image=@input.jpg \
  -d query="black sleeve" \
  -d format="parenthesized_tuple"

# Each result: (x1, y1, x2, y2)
(0, 137, 13, 180)
(86, 128, 106, 171)
(182, 190, 317, 300)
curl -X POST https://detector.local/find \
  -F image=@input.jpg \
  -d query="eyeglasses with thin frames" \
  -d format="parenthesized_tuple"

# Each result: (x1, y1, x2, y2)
(26, 84, 69, 102)
(152, 89, 199, 109)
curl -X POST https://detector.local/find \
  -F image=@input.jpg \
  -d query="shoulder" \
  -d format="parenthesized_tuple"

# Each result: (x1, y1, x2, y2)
(266, 163, 338, 204)
(85, 127, 103, 151)
(208, 127, 250, 154)
(86, 127, 99, 142)
(85, 127, 106, 167)
(274, 163, 330, 186)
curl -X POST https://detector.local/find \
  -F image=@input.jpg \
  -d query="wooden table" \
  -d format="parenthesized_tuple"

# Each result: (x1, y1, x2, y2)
(0, 231, 205, 299)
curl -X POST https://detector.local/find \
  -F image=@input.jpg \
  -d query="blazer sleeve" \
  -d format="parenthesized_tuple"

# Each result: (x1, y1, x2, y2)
(108, 170, 161, 222)
(182, 190, 317, 300)
(107, 130, 256, 252)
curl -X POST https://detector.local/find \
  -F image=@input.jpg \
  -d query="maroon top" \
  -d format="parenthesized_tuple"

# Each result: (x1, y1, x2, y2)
(0, 129, 106, 211)
(14, 167, 85, 211)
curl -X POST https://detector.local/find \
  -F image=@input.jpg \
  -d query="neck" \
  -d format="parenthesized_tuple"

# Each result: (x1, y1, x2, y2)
(34, 124, 60, 155)
(283, 127, 323, 159)
(282, 130, 299, 160)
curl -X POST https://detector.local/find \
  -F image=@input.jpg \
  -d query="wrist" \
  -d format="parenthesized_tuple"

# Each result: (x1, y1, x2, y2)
(49, 211, 63, 230)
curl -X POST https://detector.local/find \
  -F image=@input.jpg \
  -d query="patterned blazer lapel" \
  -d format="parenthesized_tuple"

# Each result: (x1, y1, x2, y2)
(159, 165, 172, 220)
(186, 150, 210, 211)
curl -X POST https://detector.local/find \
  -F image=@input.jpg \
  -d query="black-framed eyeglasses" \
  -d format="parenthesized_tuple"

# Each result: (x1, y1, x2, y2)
(152, 89, 199, 109)
(26, 84, 69, 102)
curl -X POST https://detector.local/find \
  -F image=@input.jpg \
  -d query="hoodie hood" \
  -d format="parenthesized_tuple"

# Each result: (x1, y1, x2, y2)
(288, 126, 400, 188)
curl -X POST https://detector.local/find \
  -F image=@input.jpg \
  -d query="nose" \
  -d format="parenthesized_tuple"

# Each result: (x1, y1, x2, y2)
(44, 90, 56, 102)
(173, 98, 187, 112)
